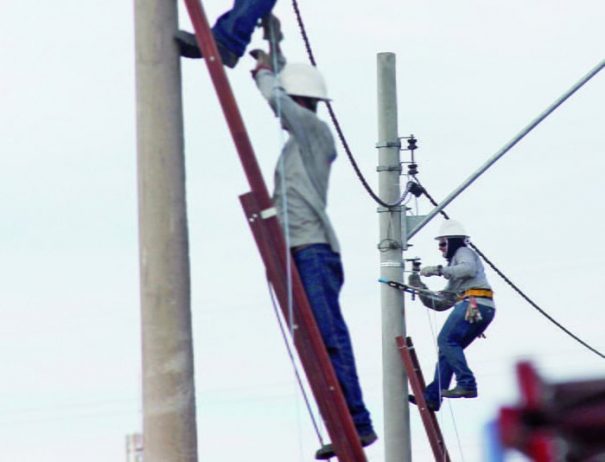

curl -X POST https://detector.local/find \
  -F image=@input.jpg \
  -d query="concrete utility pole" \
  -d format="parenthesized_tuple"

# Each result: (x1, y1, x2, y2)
(135, 0, 198, 461)
(377, 53, 412, 462)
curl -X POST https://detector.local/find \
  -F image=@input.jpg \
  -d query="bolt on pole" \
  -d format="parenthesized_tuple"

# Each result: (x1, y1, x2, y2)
(134, 0, 198, 460)
(377, 52, 412, 462)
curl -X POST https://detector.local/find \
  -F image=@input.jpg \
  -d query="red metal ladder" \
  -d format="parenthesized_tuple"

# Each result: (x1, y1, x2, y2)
(397, 336, 451, 461)
(181, 0, 367, 460)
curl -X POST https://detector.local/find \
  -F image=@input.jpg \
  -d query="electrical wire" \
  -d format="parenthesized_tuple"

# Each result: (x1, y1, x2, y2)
(266, 277, 325, 445)
(266, 21, 325, 454)
(416, 177, 605, 360)
(267, 19, 296, 338)
(290, 0, 408, 209)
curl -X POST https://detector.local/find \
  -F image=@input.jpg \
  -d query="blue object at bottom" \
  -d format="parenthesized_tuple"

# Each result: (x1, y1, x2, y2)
(212, 0, 278, 57)
(293, 244, 374, 435)
(425, 300, 495, 408)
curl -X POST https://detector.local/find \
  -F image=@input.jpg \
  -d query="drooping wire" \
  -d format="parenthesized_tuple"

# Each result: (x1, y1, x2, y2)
(266, 19, 295, 338)
(290, 0, 407, 209)
(266, 277, 326, 446)
(425, 294, 465, 462)
(415, 176, 605, 360)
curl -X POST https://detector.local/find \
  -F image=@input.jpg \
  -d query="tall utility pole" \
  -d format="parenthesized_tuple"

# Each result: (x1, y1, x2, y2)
(134, 0, 198, 461)
(377, 53, 412, 462)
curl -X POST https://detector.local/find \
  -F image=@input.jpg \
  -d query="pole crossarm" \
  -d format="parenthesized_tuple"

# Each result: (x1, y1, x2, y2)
(181, 0, 366, 459)
(408, 59, 605, 240)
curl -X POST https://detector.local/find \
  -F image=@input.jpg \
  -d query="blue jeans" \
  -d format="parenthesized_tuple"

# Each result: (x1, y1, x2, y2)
(212, 0, 278, 57)
(425, 300, 495, 408)
(293, 244, 374, 435)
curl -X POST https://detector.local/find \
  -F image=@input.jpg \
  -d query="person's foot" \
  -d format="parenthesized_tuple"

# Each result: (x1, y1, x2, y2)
(408, 394, 439, 411)
(441, 386, 478, 399)
(174, 30, 239, 68)
(314, 430, 378, 460)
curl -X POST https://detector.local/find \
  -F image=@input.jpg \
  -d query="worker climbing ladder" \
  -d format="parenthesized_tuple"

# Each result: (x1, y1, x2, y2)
(181, 0, 367, 460)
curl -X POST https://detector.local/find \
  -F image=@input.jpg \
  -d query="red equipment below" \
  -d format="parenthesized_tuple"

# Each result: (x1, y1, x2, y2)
(498, 361, 605, 461)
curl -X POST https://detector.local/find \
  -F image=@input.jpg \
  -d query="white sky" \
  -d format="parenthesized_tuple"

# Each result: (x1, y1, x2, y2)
(1, 1, 604, 461)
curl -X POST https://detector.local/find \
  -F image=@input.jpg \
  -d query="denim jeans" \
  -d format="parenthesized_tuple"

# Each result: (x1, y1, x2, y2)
(212, 0, 278, 57)
(293, 244, 374, 435)
(425, 299, 495, 408)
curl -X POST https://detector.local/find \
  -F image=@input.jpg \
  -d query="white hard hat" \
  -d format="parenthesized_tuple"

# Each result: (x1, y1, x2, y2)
(279, 63, 330, 101)
(435, 220, 469, 240)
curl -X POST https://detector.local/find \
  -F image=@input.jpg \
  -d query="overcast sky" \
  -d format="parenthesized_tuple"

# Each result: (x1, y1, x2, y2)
(1, 1, 604, 461)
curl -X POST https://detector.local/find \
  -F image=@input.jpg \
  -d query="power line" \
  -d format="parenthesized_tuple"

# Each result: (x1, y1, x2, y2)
(416, 178, 605, 360)
(290, 0, 407, 208)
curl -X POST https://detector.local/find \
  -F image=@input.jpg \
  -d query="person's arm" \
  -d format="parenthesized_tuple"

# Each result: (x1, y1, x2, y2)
(408, 273, 457, 311)
(251, 50, 310, 128)
(441, 247, 477, 280)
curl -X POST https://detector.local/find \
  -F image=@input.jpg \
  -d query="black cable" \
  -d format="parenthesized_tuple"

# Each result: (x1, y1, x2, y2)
(417, 179, 605, 360)
(266, 278, 326, 445)
(468, 243, 605, 360)
(290, 0, 405, 209)
(290, 0, 604, 361)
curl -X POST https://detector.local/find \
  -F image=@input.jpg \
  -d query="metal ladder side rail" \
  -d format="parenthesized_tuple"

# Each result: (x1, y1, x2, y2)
(396, 336, 450, 462)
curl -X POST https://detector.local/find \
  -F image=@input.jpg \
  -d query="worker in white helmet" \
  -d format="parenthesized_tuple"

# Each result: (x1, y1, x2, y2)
(407, 220, 495, 411)
(250, 47, 377, 459)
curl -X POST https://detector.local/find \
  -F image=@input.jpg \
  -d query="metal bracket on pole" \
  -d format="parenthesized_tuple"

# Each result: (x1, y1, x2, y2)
(377, 164, 403, 173)
(377, 206, 404, 213)
(376, 140, 402, 149)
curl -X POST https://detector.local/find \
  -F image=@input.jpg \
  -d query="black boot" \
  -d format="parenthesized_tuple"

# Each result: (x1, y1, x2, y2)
(408, 394, 439, 411)
(174, 30, 239, 68)
(314, 430, 378, 460)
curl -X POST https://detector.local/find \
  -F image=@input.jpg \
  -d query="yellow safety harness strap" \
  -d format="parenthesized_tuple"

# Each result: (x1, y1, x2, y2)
(457, 288, 494, 301)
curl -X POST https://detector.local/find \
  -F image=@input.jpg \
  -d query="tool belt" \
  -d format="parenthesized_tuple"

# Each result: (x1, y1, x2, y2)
(457, 288, 494, 301)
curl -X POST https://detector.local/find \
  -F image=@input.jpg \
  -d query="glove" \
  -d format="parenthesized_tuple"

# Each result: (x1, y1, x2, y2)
(420, 265, 441, 277)
(249, 49, 273, 77)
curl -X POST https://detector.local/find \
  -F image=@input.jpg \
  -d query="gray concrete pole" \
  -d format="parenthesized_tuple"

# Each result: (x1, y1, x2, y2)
(377, 53, 412, 462)
(135, 1, 198, 461)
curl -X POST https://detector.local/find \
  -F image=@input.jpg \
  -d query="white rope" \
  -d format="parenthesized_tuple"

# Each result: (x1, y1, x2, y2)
(423, 296, 466, 462)
(267, 20, 326, 454)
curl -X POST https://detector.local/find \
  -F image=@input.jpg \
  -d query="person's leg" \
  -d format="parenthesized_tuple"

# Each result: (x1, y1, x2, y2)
(212, 0, 278, 57)
(424, 350, 454, 409)
(293, 244, 373, 436)
(439, 301, 495, 392)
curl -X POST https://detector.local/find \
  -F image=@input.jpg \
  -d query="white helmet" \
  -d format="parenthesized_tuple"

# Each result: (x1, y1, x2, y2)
(279, 63, 330, 101)
(435, 220, 469, 240)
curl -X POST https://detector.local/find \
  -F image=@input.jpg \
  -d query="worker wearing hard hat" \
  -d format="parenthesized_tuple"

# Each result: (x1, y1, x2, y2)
(175, 0, 279, 68)
(250, 48, 377, 459)
(408, 220, 495, 411)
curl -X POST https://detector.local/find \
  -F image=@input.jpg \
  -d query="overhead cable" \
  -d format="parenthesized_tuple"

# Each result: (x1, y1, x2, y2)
(417, 179, 605, 360)
(290, 0, 406, 208)
(266, 278, 326, 445)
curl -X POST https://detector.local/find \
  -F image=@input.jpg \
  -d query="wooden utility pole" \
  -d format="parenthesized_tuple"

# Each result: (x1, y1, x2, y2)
(134, 0, 198, 460)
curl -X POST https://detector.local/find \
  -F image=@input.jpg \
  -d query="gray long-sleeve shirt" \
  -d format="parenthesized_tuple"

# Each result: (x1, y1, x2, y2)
(255, 69, 340, 253)
(442, 246, 495, 308)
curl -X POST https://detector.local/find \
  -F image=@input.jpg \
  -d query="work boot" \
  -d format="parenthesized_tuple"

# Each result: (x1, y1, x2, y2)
(174, 30, 239, 68)
(441, 386, 478, 399)
(408, 394, 439, 411)
(314, 430, 378, 460)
